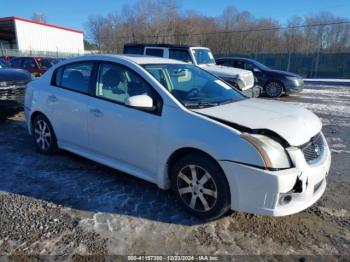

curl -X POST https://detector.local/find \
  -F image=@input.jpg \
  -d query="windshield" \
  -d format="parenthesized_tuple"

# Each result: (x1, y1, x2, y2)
(252, 60, 270, 70)
(192, 48, 216, 65)
(144, 64, 245, 108)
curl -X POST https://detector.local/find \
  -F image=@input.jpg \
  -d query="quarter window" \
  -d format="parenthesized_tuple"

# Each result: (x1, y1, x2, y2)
(60, 62, 93, 94)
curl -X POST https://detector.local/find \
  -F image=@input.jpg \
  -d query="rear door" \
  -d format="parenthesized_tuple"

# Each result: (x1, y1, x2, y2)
(47, 61, 96, 150)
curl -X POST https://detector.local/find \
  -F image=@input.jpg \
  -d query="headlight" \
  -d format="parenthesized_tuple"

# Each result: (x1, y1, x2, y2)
(241, 133, 291, 169)
(222, 77, 240, 88)
(0, 81, 7, 87)
(285, 76, 297, 81)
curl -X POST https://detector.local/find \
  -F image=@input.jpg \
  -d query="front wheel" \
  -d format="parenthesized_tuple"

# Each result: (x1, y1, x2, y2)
(265, 81, 284, 98)
(170, 153, 231, 220)
(32, 114, 58, 154)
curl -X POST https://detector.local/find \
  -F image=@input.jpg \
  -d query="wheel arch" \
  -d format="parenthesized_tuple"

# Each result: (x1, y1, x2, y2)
(165, 147, 230, 193)
(29, 111, 52, 135)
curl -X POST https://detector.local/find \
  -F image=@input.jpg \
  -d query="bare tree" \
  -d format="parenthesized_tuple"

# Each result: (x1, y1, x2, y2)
(84, 1, 350, 56)
(31, 12, 47, 23)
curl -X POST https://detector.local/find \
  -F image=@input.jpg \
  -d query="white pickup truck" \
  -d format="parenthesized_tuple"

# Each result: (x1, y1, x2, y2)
(123, 44, 261, 97)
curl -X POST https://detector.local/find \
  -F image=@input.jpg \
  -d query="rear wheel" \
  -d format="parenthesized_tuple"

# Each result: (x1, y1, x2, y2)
(32, 114, 58, 154)
(170, 153, 230, 220)
(265, 81, 284, 98)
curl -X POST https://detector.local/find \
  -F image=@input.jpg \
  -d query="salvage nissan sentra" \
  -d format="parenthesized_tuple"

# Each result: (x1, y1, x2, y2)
(24, 55, 331, 220)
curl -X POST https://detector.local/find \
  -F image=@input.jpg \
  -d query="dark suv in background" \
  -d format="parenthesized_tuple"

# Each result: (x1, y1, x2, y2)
(0, 60, 32, 115)
(216, 57, 304, 97)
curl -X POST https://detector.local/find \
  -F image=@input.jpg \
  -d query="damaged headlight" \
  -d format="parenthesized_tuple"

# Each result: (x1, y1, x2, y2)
(241, 133, 292, 170)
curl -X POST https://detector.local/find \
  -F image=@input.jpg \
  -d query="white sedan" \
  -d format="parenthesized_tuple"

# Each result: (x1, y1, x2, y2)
(24, 55, 331, 220)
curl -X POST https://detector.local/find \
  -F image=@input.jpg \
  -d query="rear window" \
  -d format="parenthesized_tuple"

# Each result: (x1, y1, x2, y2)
(54, 62, 94, 94)
(145, 48, 164, 57)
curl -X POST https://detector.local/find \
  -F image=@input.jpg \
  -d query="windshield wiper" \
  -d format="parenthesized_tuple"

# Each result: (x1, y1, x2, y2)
(183, 101, 219, 109)
(218, 98, 236, 105)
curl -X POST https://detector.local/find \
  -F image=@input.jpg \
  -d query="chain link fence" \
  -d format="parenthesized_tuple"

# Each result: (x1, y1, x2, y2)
(216, 52, 350, 79)
(0, 48, 81, 58)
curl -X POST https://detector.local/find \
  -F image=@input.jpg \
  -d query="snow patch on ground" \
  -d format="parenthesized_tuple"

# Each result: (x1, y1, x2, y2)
(302, 88, 350, 97)
(286, 102, 350, 117)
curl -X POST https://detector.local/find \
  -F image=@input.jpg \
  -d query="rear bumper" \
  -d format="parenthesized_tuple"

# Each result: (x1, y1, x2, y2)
(219, 135, 331, 216)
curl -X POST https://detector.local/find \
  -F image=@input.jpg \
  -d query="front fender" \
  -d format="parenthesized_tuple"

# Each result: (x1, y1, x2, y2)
(155, 105, 265, 189)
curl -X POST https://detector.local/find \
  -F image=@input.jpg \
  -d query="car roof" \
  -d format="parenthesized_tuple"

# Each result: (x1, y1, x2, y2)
(216, 57, 256, 63)
(65, 54, 186, 65)
(124, 43, 192, 49)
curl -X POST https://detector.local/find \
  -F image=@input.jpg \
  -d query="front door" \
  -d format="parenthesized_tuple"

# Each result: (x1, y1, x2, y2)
(87, 62, 162, 180)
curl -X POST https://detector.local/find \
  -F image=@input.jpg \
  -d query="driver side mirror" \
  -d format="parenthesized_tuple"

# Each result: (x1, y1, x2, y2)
(125, 94, 154, 110)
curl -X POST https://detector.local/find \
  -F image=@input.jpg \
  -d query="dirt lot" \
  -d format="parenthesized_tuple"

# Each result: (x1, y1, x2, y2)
(0, 85, 349, 257)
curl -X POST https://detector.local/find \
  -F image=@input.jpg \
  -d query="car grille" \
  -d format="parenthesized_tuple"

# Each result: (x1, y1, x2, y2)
(0, 86, 25, 104)
(300, 133, 324, 164)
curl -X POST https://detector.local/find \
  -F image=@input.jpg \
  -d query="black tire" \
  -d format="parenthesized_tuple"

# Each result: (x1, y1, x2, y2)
(264, 81, 284, 98)
(170, 153, 231, 221)
(32, 114, 58, 155)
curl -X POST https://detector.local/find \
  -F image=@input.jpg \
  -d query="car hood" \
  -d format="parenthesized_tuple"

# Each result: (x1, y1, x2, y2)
(266, 69, 301, 78)
(0, 68, 32, 82)
(193, 98, 322, 146)
(198, 64, 251, 78)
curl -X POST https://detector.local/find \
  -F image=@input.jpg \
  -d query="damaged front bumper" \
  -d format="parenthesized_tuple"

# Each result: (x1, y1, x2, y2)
(219, 135, 331, 216)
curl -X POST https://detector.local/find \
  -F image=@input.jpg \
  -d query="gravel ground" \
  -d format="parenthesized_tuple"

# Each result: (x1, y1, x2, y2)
(0, 85, 349, 257)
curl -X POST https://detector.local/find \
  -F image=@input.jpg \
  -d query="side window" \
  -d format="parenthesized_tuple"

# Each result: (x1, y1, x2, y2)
(10, 58, 22, 68)
(96, 63, 159, 106)
(244, 62, 254, 71)
(22, 58, 36, 70)
(60, 62, 93, 93)
(124, 46, 144, 54)
(169, 49, 192, 63)
(145, 48, 164, 57)
(219, 60, 234, 67)
(234, 60, 245, 69)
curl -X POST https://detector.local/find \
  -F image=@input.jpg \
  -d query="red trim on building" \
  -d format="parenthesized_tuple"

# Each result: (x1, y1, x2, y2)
(0, 16, 83, 34)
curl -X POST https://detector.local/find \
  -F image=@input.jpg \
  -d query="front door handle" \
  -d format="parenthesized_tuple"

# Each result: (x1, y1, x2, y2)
(48, 95, 58, 102)
(90, 108, 103, 117)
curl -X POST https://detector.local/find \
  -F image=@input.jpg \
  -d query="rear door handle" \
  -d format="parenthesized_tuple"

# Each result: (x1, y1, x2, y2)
(48, 95, 58, 102)
(90, 108, 103, 117)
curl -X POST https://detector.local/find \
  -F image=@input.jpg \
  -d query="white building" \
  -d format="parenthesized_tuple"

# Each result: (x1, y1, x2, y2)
(0, 17, 84, 55)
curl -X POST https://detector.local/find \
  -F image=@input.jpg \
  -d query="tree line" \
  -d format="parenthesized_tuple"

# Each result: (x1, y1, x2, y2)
(84, 0, 350, 57)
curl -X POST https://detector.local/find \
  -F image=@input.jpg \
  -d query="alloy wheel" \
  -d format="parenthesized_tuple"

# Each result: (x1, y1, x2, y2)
(177, 164, 218, 212)
(34, 119, 52, 151)
(265, 81, 283, 97)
